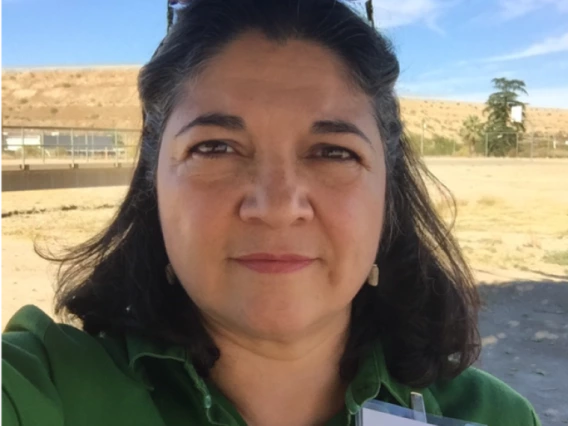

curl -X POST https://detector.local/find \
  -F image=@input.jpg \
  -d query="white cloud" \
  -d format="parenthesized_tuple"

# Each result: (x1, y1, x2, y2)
(499, 0, 568, 20)
(486, 32, 568, 62)
(372, 0, 451, 29)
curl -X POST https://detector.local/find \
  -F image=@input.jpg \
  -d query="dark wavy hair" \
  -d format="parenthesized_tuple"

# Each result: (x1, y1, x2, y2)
(45, 0, 481, 388)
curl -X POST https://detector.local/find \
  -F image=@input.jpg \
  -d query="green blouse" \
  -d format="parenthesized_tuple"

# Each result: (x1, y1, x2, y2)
(2, 305, 541, 426)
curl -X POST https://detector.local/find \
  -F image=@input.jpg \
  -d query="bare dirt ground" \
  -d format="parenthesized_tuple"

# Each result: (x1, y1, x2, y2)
(2, 158, 567, 425)
(3, 68, 568, 140)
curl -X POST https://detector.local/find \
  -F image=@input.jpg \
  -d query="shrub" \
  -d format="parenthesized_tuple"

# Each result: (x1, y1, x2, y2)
(543, 250, 568, 266)
(426, 134, 456, 156)
(22, 146, 43, 158)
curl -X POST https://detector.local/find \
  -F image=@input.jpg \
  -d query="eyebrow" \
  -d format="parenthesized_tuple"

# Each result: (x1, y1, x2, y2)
(311, 120, 372, 145)
(175, 113, 245, 138)
(175, 113, 371, 145)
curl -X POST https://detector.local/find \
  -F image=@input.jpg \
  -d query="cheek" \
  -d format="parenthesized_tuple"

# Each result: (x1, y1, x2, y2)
(306, 161, 366, 188)
(323, 163, 385, 232)
(157, 167, 242, 305)
(318, 167, 386, 279)
(157, 166, 240, 247)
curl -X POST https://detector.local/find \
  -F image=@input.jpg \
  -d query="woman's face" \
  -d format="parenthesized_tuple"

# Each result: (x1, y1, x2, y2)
(157, 32, 386, 342)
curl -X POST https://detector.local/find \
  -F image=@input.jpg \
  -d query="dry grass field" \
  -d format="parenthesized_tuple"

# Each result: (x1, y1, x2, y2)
(3, 68, 568, 140)
(430, 159, 568, 275)
(2, 158, 568, 423)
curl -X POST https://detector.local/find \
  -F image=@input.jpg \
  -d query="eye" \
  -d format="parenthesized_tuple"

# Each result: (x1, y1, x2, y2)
(189, 141, 235, 158)
(312, 145, 360, 162)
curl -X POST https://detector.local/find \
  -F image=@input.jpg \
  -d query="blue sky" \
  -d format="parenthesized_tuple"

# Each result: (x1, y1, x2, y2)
(3, 0, 568, 108)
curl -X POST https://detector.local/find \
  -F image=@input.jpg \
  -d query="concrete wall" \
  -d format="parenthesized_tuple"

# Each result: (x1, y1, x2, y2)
(2, 166, 134, 192)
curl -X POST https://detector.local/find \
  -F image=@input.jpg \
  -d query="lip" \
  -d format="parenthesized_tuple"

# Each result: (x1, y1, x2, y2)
(233, 253, 316, 274)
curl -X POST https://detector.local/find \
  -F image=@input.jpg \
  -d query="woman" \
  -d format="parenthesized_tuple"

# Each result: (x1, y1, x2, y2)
(2, 1, 540, 425)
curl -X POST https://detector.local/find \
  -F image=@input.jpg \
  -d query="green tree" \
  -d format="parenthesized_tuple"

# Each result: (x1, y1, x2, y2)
(459, 115, 484, 155)
(484, 78, 528, 156)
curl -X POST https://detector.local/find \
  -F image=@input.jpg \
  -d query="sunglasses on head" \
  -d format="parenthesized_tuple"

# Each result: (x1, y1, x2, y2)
(166, 0, 375, 30)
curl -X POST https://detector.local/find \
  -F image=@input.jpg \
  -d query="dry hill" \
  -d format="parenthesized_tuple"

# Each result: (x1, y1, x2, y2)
(3, 68, 568, 141)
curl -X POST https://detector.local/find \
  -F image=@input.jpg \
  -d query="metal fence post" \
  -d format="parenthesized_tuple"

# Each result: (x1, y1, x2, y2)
(547, 135, 552, 158)
(41, 131, 45, 163)
(114, 130, 118, 167)
(71, 128, 75, 166)
(485, 133, 489, 157)
(515, 133, 519, 157)
(21, 128, 26, 168)
(420, 119, 425, 156)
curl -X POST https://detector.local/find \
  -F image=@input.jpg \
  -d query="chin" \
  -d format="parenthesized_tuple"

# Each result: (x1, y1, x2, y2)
(239, 303, 320, 341)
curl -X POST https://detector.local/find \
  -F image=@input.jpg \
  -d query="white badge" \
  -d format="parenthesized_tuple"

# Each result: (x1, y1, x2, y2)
(360, 409, 432, 425)
(356, 398, 486, 426)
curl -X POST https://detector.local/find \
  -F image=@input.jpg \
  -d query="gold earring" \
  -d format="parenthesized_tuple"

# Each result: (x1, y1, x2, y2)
(165, 263, 176, 285)
(367, 264, 379, 287)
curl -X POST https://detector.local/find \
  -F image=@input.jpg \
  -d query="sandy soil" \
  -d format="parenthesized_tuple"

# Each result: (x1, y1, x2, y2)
(3, 68, 568, 141)
(2, 158, 567, 424)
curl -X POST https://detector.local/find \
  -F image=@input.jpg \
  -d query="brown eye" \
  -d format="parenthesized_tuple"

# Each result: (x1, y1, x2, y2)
(313, 145, 360, 161)
(189, 141, 235, 157)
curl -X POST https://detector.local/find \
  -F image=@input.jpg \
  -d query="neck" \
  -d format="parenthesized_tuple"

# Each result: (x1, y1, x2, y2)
(207, 313, 351, 426)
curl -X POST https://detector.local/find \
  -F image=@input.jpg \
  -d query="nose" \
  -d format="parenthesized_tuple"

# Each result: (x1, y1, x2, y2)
(239, 160, 314, 228)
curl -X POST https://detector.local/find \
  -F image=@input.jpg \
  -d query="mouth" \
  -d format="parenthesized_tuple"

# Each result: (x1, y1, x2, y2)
(233, 253, 316, 274)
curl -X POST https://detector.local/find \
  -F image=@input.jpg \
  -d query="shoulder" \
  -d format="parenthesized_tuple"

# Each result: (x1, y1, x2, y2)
(3, 304, 138, 378)
(2, 305, 142, 425)
(3, 307, 61, 425)
(429, 367, 541, 426)
(3, 304, 128, 368)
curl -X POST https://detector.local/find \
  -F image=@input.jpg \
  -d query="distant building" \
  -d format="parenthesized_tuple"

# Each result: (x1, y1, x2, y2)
(42, 132, 116, 154)
(2, 130, 121, 156)
(3, 132, 41, 152)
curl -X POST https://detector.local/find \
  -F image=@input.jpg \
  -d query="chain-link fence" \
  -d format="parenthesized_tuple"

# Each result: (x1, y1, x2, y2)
(2, 126, 142, 167)
(480, 132, 568, 158)
(516, 133, 568, 158)
(408, 130, 568, 158)
(3, 126, 568, 164)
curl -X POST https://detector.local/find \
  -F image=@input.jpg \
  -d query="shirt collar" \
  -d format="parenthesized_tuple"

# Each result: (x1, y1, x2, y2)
(125, 334, 190, 390)
(126, 334, 188, 367)
(125, 335, 440, 417)
(345, 340, 414, 414)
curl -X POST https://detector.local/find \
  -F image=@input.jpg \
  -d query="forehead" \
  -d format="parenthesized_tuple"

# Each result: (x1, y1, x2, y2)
(180, 32, 371, 119)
